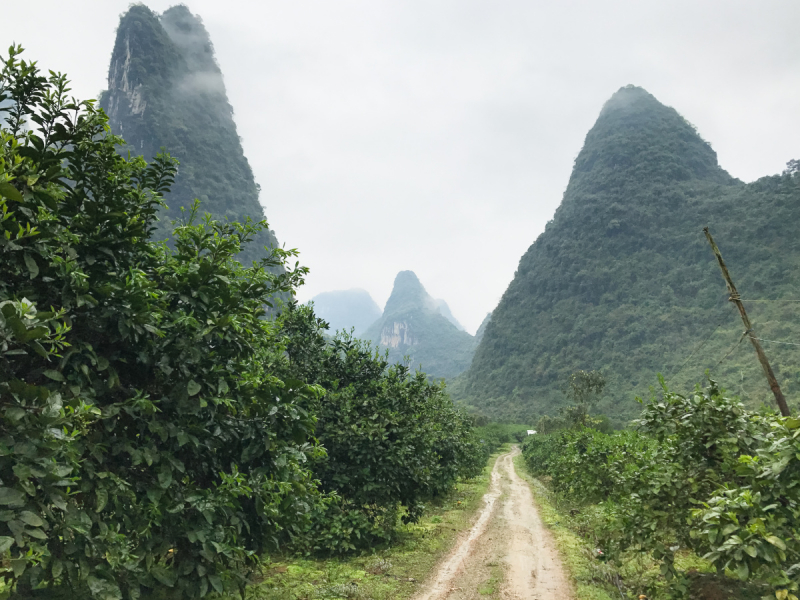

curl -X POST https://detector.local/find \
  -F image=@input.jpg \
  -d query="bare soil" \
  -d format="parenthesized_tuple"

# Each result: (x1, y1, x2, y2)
(413, 446, 571, 600)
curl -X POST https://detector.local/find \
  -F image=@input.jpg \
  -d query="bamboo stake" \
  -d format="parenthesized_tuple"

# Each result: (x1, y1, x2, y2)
(703, 227, 790, 416)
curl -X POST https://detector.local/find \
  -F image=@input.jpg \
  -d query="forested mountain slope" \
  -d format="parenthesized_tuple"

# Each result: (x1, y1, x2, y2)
(309, 288, 382, 336)
(455, 86, 800, 423)
(100, 5, 279, 264)
(363, 271, 476, 379)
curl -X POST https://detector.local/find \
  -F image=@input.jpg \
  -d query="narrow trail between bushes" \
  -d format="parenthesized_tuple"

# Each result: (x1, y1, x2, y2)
(413, 446, 571, 600)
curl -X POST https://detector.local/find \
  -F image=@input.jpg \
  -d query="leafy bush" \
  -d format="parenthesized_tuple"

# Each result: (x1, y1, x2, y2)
(1, 47, 321, 598)
(522, 377, 800, 599)
(275, 304, 485, 553)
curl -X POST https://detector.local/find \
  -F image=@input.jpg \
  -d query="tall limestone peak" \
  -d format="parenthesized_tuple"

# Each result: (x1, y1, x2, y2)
(363, 271, 475, 380)
(101, 4, 279, 265)
(383, 271, 434, 315)
(571, 85, 732, 189)
(456, 87, 800, 423)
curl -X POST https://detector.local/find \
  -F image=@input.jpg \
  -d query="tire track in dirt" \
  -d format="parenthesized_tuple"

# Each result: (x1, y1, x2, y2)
(413, 446, 571, 600)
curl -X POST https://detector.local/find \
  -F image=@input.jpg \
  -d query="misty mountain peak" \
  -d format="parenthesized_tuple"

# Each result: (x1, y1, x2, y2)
(572, 85, 732, 185)
(383, 270, 433, 314)
(100, 4, 280, 265)
(362, 271, 476, 379)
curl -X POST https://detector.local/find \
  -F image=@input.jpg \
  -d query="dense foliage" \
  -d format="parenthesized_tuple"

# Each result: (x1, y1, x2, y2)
(0, 46, 323, 598)
(523, 378, 800, 599)
(455, 85, 800, 423)
(274, 304, 485, 553)
(0, 47, 487, 598)
(100, 5, 279, 265)
(362, 271, 476, 380)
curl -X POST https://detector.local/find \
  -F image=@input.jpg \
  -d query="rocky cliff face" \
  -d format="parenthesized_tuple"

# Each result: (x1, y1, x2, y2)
(362, 271, 476, 380)
(379, 321, 417, 347)
(100, 5, 280, 265)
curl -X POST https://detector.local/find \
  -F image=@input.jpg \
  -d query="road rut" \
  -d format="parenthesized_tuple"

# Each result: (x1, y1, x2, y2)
(413, 446, 571, 600)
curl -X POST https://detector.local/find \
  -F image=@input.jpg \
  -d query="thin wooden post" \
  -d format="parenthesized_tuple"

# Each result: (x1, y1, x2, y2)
(703, 227, 790, 416)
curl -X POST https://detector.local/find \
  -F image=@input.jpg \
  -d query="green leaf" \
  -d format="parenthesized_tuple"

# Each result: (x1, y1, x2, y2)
(11, 558, 27, 577)
(51, 558, 64, 578)
(43, 369, 64, 382)
(19, 511, 44, 527)
(150, 565, 176, 587)
(0, 182, 23, 202)
(24, 253, 39, 279)
(158, 467, 172, 490)
(187, 380, 201, 396)
(96, 488, 108, 513)
(208, 574, 223, 594)
(5, 407, 26, 421)
(0, 536, 14, 553)
(26, 527, 47, 539)
(0, 487, 25, 506)
(765, 535, 786, 551)
(736, 561, 749, 579)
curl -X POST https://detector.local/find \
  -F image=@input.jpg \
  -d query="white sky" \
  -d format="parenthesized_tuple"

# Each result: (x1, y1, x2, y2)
(6, 1, 800, 333)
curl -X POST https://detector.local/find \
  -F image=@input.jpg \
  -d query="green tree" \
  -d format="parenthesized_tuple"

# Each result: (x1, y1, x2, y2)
(561, 370, 606, 427)
(1, 46, 320, 599)
(275, 304, 485, 553)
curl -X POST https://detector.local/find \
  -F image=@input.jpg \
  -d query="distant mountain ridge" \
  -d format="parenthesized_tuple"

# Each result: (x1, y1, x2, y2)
(454, 85, 800, 423)
(310, 289, 382, 336)
(435, 299, 466, 331)
(363, 271, 476, 380)
(101, 5, 279, 264)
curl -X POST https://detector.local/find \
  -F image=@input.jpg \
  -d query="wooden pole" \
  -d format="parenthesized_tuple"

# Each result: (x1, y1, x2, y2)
(703, 227, 790, 416)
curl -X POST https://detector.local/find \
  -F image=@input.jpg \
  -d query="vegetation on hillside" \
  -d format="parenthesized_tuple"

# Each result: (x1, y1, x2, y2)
(100, 5, 279, 265)
(0, 48, 486, 599)
(522, 379, 799, 599)
(363, 271, 476, 380)
(455, 85, 800, 423)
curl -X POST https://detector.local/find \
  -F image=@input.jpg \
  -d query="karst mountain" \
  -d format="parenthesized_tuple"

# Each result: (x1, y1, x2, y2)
(363, 271, 476, 380)
(310, 289, 382, 336)
(454, 85, 800, 423)
(100, 5, 279, 264)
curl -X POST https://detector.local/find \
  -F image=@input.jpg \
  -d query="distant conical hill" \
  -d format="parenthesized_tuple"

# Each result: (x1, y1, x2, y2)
(455, 85, 800, 423)
(100, 5, 279, 264)
(363, 271, 476, 379)
(310, 289, 382, 336)
(435, 299, 466, 331)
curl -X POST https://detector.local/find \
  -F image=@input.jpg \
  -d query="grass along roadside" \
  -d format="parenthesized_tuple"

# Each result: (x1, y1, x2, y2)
(242, 447, 506, 600)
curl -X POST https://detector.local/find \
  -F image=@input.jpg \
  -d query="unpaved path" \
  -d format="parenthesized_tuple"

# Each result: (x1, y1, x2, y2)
(413, 446, 571, 600)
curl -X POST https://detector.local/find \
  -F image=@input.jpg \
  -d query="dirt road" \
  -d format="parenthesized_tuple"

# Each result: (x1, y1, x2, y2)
(413, 446, 571, 600)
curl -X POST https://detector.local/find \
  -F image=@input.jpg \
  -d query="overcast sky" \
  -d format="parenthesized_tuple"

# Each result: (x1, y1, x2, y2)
(6, 1, 800, 332)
